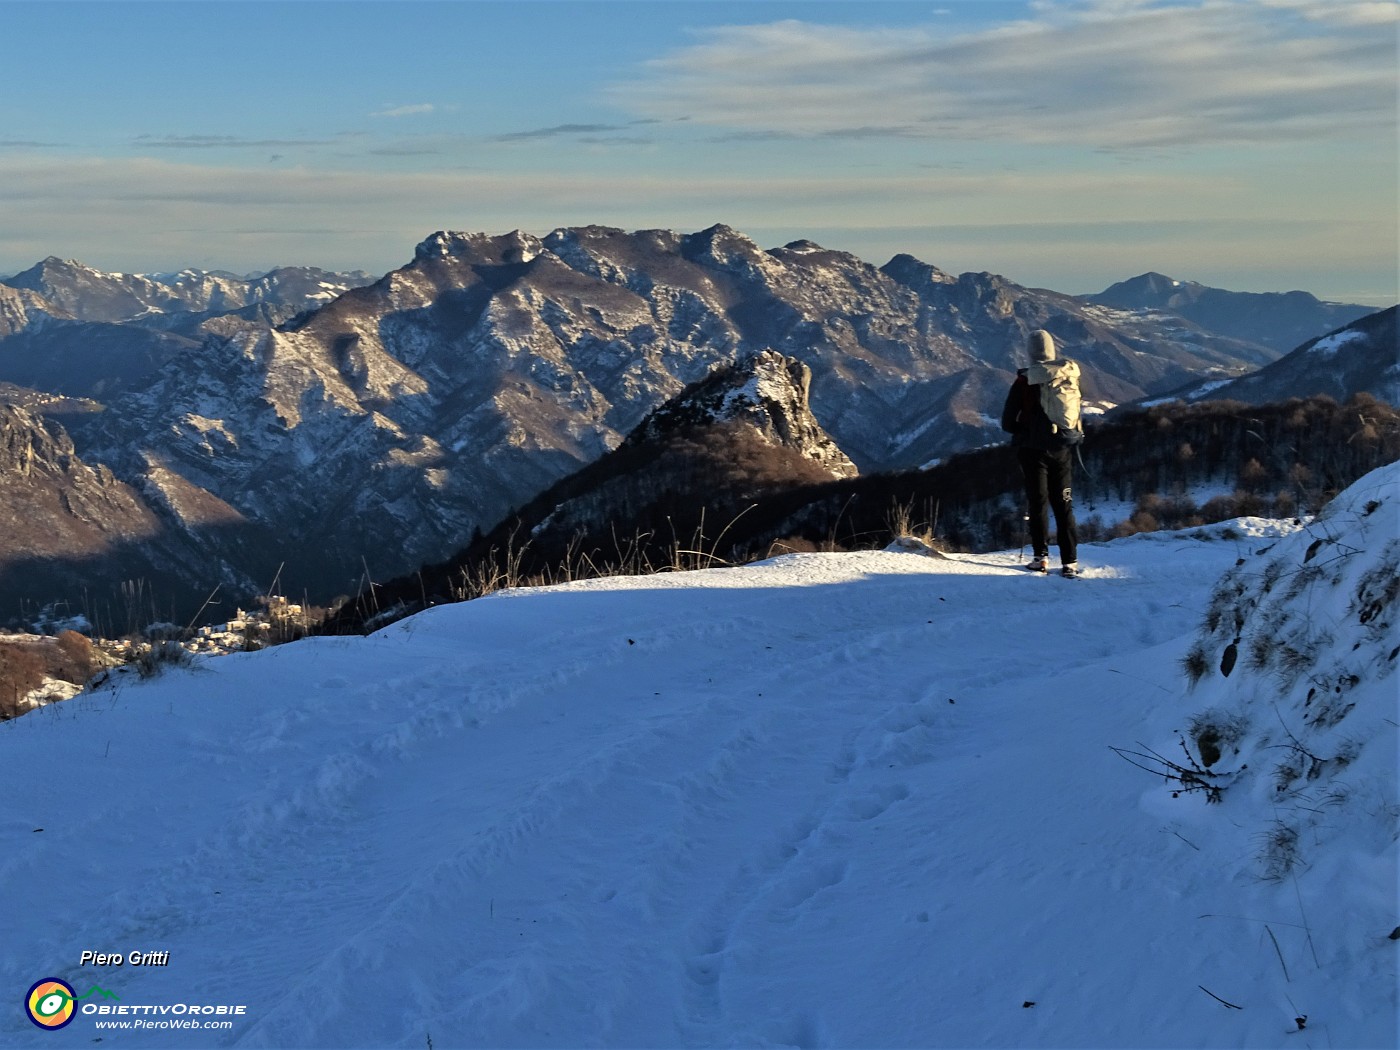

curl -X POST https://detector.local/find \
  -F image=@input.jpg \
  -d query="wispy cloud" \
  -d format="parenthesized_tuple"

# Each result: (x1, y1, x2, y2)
(371, 103, 436, 118)
(611, 0, 1397, 149)
(577, 137, 654, 147)
(489, 123, 633, 143)
(1258, 0, 1398, 28)
(0, 153, 1229, 222)
(368, 145, 445, 157)
(136, 134, 333, 150)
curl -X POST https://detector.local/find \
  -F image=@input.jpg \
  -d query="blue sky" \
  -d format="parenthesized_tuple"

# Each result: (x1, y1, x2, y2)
(1, 0, 1395, 303)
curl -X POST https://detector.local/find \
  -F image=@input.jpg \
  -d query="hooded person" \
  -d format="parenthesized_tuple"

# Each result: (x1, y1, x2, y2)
(1000, 329, 1082, 577)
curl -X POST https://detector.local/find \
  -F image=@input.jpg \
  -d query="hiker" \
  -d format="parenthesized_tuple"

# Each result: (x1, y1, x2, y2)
(1000, 329, 1082, 578)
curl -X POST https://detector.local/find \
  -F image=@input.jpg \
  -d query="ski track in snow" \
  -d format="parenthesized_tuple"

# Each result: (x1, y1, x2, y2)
(1, 521, 1392, 1049)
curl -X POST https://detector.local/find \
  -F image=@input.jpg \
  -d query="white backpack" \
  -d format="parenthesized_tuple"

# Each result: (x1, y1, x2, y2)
(1026, 359, 1082, 438)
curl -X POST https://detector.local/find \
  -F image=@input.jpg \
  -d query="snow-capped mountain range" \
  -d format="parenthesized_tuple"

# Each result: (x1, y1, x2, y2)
(2, 257, 377, 325)
(0, 225, 1390, 621)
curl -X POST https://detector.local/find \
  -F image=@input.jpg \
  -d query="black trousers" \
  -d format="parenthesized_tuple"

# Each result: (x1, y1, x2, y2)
(1017, 447, 1078, 564)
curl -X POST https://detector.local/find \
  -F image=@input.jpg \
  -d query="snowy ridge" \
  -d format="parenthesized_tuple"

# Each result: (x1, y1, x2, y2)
(2, 473, 1394, 1047)
(1307, 328, 1365, 358)
(1155, 305, 1399, 409)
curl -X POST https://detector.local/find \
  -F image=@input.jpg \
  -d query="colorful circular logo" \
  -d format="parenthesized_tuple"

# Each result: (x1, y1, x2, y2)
(26, 978, 77, 1030)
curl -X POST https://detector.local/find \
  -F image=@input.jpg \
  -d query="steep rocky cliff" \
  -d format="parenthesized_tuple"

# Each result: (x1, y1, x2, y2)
(0, 406, 263, 626)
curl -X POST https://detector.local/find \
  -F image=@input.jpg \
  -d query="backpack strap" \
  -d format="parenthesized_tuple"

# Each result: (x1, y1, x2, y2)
(1020, 376, 1039, 420)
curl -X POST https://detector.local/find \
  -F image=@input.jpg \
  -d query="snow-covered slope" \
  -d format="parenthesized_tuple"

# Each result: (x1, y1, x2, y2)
(1203, 306, 1399, 407)
(1138, 306, 1399, 409)
(1, 471, 1394, 1048)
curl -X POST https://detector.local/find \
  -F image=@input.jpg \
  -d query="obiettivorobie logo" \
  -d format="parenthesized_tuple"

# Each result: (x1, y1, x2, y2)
(24, 974, 248, 1033)
(25, 978, 118, 1030)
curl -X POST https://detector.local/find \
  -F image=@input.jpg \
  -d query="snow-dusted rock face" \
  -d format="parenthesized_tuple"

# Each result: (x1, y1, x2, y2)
(0, 260, 379, 404)
(0, 285, 67, 339)
(625, 350, 857, 479)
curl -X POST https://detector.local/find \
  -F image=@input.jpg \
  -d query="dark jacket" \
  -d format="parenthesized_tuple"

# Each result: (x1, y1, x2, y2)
(1001, 370, 1076, 451)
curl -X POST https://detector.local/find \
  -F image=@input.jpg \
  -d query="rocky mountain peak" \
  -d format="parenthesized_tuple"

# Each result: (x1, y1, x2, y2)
(2, 256, 132, 306)
(881, 253, 956, 289)
(540, 225, 686, 272)
(680, 223, 774, 278)
(1087, 273, 1376, 353)
(1133, 271, 1184, 291)
(10, 256, 88, 283)
(413, 230, 543, 266)
(0, 257, 381, 331)
(627, 349, 858, 479)
(7, 258, 172, 323)
(1092, 272, 1208, 310)
(543, 224, 627, 246)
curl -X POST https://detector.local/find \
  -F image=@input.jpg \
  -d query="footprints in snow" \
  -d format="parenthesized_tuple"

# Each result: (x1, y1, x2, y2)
(766, 860, 850, 925)
(679, 691, 962, 1037)
(825, 696, 950, 782)
(681, 778, 914, 1030)
(842, 782, 911, 822)
(839, 694, 962, 777)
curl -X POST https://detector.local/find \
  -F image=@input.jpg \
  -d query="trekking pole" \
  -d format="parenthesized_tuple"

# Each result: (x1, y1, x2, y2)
(1075, 444, 1095, 481)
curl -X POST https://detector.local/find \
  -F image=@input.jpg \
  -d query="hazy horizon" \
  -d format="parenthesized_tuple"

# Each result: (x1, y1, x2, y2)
(2, 0, 1395, 306)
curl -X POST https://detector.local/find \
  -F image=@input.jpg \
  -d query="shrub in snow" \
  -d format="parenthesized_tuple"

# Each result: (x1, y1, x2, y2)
(135, 640, 194, 678)
(53, 629, 99, 684)
(0, 644, 46, 719)
(0, 631, 106, 719)
(1185, 708, 1248, 768)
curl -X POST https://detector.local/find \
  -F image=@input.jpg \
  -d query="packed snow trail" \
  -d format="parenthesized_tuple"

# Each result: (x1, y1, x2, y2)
(1, 518, 1393, 1048)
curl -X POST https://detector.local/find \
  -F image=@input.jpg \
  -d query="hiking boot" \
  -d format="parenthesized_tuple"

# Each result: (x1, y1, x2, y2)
(1025, 556, 1048, 573)
(1061, 563, 1080, 579)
